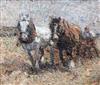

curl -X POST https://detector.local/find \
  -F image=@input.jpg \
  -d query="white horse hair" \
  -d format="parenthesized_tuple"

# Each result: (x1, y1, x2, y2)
(17, 15, 52, 70)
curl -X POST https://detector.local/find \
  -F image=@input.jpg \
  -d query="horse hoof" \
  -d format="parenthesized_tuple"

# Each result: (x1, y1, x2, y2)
(35, 68, 43, 73)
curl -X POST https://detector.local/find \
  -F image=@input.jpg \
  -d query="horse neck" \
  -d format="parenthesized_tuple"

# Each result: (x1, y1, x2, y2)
(61, 20, 76, 42)
(61, 19, 70, 37)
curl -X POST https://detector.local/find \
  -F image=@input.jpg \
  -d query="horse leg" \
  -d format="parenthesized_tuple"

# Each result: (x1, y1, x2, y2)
(92, 46, 99, 57)
(22, 44, 35, 70)
(59, 48, 65, 66)
(77, 47, 83, 66)
(39, 47, 45, 69)
(34, 44, 41, 70)
(50, 46, 55, 66)
(57, 47, 70, 71)
(69, 55, 75, 68)
(66, 47, 75, 69)
(27, 50, 36, 70)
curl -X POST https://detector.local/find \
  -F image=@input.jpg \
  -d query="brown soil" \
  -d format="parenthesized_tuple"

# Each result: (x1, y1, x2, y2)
(0, 37, 100, 85)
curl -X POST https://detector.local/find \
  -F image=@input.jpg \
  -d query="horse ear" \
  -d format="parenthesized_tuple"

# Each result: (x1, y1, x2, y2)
(49, 16, 54, 21)
(58, 17, 61, 21)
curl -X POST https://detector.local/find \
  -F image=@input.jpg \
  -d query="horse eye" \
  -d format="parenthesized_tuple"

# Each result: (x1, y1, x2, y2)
(20, 32, 22, 34)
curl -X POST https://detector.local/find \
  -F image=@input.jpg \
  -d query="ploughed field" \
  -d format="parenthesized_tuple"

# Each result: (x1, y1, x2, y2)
(0, 36, 100, 85)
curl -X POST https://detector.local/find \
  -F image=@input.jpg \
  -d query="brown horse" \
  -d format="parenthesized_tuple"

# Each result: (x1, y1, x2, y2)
(49, 17, 81, 68)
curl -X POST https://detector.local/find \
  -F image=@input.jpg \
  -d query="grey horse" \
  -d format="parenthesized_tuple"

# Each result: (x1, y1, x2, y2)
(16, 14, 52, 70)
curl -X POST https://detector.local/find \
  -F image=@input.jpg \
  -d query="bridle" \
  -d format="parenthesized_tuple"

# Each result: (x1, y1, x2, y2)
(18, 21, 37, 43)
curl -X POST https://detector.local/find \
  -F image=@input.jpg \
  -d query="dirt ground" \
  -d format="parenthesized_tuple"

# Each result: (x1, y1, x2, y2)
(0, 37, 100, 85)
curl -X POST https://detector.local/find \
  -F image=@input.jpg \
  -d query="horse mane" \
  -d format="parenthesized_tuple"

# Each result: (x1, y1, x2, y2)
(62, 19, 74, 38)
(62, 19, 80, 42)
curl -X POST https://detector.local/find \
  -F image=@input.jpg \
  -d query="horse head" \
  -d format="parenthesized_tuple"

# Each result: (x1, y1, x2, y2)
(17, 14, 36, 43)
(49, 17, 69, 42)
(49, 17, 62, 40)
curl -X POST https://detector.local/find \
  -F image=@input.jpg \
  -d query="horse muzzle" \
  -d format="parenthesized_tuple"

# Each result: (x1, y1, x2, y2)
(21, 33, 28, 39)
